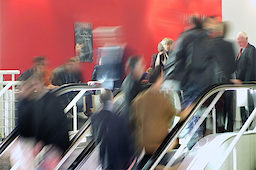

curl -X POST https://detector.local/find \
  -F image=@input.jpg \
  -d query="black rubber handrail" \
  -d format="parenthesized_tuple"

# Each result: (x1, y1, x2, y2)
(0, 127, 18, 156)
(67, 139, 96, 170)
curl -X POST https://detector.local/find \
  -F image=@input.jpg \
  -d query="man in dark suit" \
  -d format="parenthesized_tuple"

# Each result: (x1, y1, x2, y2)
(211, 22, 236, 132)
(234, 32, 256, 126)
(213, 23, 236, 84)
(236, 32, 256, 82)
(91, 89, 136, 169)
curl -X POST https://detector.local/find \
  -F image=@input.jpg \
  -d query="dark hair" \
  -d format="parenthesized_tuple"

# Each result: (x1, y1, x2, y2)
(100, 89, 113, 104)
(189, 16, 202, 29)
(33, 56, 45, 64)
(149, 66, 163, 83)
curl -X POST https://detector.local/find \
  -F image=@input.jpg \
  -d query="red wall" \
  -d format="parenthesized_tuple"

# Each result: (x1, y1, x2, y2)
(0, 0, 221, 81)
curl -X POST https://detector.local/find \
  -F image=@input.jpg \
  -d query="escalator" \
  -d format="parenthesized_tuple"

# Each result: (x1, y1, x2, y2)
(0, 84, 104, 169)
(2, 83, 256, 169)
(58, 83, 256, 170)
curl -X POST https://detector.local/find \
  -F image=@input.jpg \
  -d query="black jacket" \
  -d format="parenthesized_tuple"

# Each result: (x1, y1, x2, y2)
(91, 109, 135, 169)
(150, 53, 157, 68)
(236, 43, 256, 81)
(52, 66, 83, 86)
(212, 37, 236, 83)
(165, 29, 217, 90)
(17, 92, 70, 152)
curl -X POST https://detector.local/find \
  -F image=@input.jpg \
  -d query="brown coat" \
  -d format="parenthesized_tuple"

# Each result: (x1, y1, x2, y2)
(131, 89, 176, 154)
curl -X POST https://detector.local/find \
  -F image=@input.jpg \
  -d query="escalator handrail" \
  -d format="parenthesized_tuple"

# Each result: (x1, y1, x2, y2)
(142, 83, 256, 170)
(67, 138, 96, 169)
(60, 120, 91, 158)
(0, 127, 18, 156)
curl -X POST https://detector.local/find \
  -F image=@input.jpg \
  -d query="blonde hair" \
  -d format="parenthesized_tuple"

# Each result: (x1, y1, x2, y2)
(161, 38, 173, 46)
(237, 32, 248, 39)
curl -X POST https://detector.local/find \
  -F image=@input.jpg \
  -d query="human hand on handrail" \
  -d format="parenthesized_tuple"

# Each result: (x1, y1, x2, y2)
(230, 79, 242, 85)
(177, 104, 195, 122)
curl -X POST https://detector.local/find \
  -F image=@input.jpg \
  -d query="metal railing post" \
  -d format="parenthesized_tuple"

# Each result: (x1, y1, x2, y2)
(212, 106, 216, 134)
(163, 91, 224, 168)
(213, 106, 256, 169)
(73, 105, 78, 132)
(0, 70, 20, 138)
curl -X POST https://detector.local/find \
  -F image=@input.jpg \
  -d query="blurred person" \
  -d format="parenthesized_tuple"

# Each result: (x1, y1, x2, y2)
(232, 32, 256, 126)
(165, 16, 218, 108)
(12, 73, 70, 169)
(154, 38, 173, 68)
(151, 42, 164, 69)
(164, 15, 203, 83)
(91, 89, 136, 169)
(202, 16, 219, 38)
(183, 15, 203, 32)
(211, 22, 236, 132)
(51, 57, 89, 117)
(118, 56, 150, 168)
(164, 16, 218, 149)
(121, 56, 147, 109)
(51, 57, 83, 86)
(162, 38, 174, 55)
(18, 56, 51, 86)
(212, 22, 236, 83)
(131, 66, 176, 167)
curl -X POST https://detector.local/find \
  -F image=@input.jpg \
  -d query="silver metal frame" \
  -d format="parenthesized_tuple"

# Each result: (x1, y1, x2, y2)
(148, 84, 256, 170)
(58, 86, 104, 132)
(53, 86, 105, 169)
(213, 106, 256, 169)
(165, 91, 224, 168)
(55, 120, 91, 170)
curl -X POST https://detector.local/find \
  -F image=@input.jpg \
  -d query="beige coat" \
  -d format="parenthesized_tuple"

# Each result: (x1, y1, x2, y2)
(131, 89, 176, 154)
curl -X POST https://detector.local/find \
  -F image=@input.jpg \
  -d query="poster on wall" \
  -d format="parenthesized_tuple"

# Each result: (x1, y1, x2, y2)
(75, 22, 93, 62)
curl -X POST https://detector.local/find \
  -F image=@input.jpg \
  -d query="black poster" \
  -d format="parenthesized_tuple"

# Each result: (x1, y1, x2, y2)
(75, 22, 93, 62)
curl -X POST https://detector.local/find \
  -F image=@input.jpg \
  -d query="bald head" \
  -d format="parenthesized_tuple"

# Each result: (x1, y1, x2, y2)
(237, 32, 248, 48)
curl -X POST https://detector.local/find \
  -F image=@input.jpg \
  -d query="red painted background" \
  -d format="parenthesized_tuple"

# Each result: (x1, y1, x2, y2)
(0, 0, 221, 81)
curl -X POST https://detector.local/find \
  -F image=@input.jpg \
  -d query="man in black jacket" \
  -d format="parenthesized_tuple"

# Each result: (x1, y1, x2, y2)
(211, 22, 236, 132)
(91, 89, 136, 169)
(15, 73, 70, 169)
(165, 16, 217, 109)
(213, 22, 236, 83)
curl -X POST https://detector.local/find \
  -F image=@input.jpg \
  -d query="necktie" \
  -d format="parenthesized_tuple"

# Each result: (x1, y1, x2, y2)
(237, 48, 243, 60)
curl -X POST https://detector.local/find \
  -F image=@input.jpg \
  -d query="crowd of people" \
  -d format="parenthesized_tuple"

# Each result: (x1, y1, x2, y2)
(14, 15, 256, 169)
